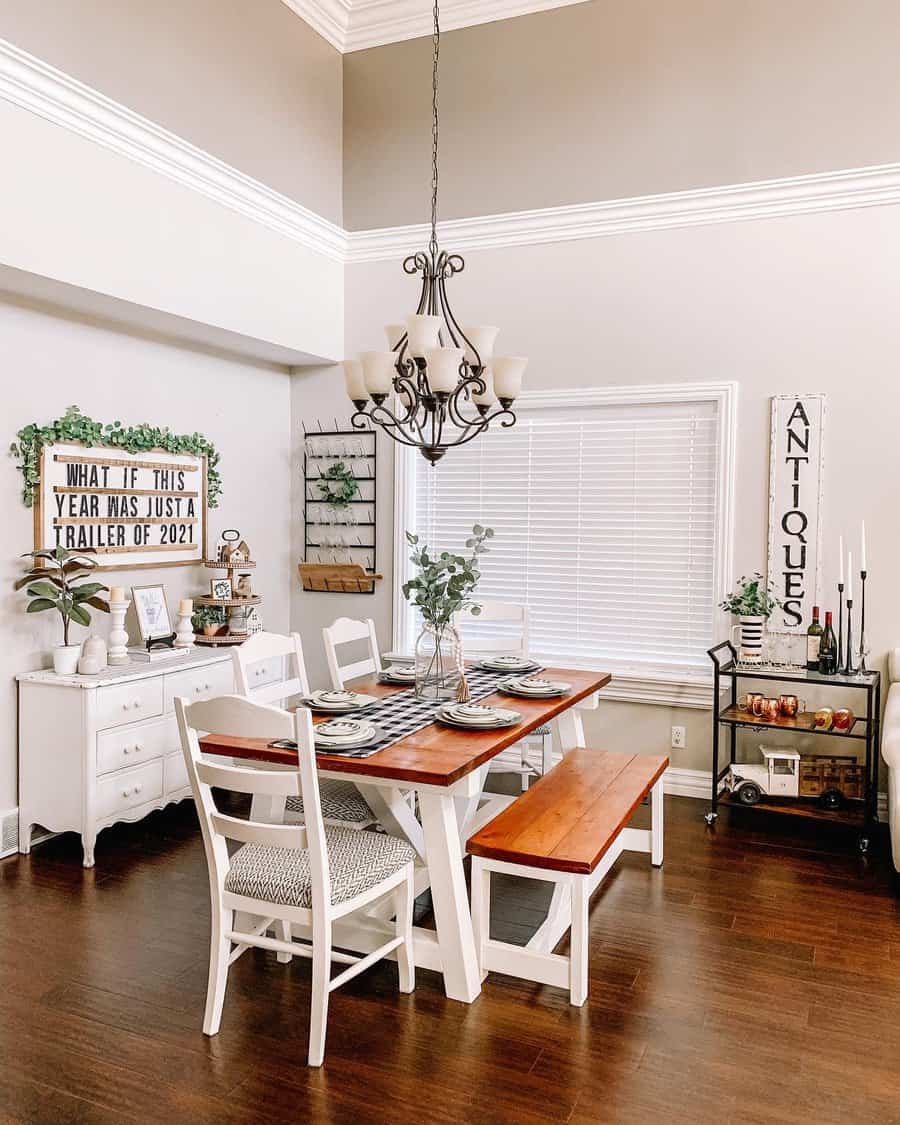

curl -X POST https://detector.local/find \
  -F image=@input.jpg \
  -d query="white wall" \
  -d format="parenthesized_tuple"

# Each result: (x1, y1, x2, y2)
(1, 296, 293, 811)
(344, 202, 900, 771)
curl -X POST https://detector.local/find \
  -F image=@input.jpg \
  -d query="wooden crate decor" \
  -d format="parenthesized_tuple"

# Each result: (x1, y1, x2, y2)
(34, 442, 208, 570)
(798, 755, 863, 800)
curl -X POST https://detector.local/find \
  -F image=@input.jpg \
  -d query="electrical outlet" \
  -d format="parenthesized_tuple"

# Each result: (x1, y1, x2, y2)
(671, 725, 686, 750)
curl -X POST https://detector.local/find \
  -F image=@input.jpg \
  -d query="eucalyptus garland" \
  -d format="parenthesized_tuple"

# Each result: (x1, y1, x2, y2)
(316, 461, 359, 508)
(9, 405, 222, 508)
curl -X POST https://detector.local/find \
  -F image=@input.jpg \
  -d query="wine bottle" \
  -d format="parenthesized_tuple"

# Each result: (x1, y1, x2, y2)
(806, 605, 823, 671)
(818, 610, 837, 675)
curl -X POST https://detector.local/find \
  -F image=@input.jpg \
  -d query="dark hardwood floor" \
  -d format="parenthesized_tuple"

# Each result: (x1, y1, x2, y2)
(2, 796, 899, 1124)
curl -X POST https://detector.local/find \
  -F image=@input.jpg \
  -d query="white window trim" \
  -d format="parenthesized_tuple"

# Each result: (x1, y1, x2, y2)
(392, 380, 737, 709)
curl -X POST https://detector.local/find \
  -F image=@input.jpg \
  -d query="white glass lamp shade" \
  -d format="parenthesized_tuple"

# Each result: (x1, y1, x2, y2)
(492, 356, 528, 401)
(405, 314, 442, 359)
(342, 359, 367, 402)
(472, 365, 497, 405)
(361, 351, 396, 395)
(462, 325, 499, 367)
(385, 323, 406, 350)
(424, 347, 464, 394)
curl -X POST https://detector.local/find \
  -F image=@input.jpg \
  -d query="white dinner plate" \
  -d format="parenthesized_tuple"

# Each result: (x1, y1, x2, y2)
(436, 704, 521, 730)
(477, 657, 542, 674)
(380, 665, 416, 681)
(499, 676, 571, 698)
(303, 691, 378, 712)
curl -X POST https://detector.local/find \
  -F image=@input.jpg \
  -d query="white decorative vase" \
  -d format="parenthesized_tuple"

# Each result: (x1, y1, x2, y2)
(53, 644, 82, 676)
(732, 615, 765, 665)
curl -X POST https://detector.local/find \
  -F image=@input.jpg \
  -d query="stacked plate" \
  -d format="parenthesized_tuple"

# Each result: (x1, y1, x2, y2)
(476, 656, 542, 674)
(436, 702, 521, 731)
(314, 718, 379, 752)
(302, 689, 378, 714)
(499, 675, 572, 699)
(379, 665, 417, 685)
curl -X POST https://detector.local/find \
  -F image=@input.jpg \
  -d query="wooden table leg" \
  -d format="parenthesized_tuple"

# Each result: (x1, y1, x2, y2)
(418, 788, 482, 1004)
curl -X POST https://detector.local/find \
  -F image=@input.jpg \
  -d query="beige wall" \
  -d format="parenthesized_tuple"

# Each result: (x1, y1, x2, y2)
(1, 296, 292, 811)
(343, 0, 900, 229)
(343, 202, 900, 772)
(0, 0, 343, 223)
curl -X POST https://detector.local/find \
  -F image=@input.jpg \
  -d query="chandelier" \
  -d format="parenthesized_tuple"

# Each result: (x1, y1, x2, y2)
(342, 0, 527, 464)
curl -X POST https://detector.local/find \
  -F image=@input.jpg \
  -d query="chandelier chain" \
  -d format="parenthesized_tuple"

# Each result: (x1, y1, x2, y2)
(429, 0, 440, 256)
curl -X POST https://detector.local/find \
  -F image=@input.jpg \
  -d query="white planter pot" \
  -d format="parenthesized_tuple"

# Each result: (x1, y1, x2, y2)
(52, 644, 82, 676)
(731, 615, 765, 665)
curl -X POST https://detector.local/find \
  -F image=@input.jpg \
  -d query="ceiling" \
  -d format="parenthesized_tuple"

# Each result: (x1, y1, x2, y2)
(281, 0, 589, 53)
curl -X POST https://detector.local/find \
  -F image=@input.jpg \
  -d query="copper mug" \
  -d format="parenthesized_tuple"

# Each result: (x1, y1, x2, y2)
(778, 694, 806, 718)
(743, 692, 765, 716)
(760, 697, 781, 722)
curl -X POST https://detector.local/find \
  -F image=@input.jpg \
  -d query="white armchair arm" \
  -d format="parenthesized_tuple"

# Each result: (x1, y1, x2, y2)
(882, 681, 900, 871)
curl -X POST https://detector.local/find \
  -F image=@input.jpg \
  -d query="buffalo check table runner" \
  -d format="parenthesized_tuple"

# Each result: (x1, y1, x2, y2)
(312, 665, 545, 758)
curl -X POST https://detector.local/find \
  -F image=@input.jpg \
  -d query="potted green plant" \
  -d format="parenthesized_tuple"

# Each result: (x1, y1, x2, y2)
(720, 573, 781, 665)
(192, 605, 227, 637)
(402, 523, 493, 700)
(16, 547, 110, 674)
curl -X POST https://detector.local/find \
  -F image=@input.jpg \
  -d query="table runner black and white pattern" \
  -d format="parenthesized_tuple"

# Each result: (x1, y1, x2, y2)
(317, 665, 544, 758)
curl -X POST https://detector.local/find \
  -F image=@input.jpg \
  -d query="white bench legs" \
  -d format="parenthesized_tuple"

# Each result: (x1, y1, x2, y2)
(471, 776, 664, 1006)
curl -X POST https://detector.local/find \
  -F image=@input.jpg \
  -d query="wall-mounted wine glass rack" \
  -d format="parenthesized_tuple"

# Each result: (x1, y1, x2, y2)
(302, 421, 377, 593)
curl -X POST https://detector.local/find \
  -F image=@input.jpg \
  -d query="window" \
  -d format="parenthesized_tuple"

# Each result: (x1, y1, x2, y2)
(393, 383, 735, 690)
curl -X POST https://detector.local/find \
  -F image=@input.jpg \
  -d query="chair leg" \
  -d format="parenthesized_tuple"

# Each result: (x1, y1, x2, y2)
(470, 857, 490, 982)
(308, 918, 332, 1067)
(203, 906, 232, 1035)
(276, 919, 293, 963)
(520, 743, 530, 791)
(569, 877, 589, 1007)
(541, 732, 554, 776)
(395, 865, 416, 994)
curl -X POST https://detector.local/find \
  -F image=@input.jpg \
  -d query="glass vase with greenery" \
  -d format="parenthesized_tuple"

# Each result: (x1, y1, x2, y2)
(403, 523, 493, 700)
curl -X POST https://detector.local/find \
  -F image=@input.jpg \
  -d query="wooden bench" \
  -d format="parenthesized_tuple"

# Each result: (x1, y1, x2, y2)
(467, 748, 667, 1005)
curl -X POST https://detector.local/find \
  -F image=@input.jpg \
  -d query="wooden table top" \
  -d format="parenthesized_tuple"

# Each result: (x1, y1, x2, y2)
(199, 667, 610, 788)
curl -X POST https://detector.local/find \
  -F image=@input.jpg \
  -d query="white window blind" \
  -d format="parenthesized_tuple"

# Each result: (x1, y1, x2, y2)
(397, 391, 727, 675)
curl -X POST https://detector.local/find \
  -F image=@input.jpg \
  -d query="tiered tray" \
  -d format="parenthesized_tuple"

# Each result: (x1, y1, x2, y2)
(196, 551, 261, 646)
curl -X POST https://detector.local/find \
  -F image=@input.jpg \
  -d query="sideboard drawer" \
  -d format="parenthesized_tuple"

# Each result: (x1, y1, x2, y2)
(164, 661, 234, 713)
(164, 750, 190, 796)
(97, 760, 164, 820)
(245, 657, 284, 689)
(96, 679, 164, 731)
(96, 716, 177, 776)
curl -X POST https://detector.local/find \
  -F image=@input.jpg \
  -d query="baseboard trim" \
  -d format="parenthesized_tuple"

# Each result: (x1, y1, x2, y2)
(665, 767, 889, 817)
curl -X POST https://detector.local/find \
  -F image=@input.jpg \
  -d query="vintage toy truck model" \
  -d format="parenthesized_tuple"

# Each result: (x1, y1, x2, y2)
(726, 746, 864, 808)
(725, 747, 800, 806)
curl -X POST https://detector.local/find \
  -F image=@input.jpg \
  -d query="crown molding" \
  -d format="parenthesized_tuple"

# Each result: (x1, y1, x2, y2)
(344, 163, 900, 262)
(0, 38, 347, 263)
(3, 37, 900, 275)
(281, 0, 589, 52)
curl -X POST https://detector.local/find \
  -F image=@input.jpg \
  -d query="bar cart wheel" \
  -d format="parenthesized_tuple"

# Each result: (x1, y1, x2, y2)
(704, 812, 718, 825)
(858, 836, 870, 854)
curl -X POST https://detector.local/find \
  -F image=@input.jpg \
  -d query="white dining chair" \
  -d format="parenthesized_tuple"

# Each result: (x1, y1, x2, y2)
(175, 694, 416, 1067)
(455, 601, 553, 789)
(232, 632, 376, 831)
(323, 616, 383, 689)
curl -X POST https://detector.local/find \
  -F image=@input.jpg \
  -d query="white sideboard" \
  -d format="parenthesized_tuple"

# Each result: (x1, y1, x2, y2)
(17, 647, 284, 866)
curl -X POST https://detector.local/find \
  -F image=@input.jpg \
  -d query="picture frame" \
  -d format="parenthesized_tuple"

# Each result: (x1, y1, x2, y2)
(210, 577, 233, 601)
(131, 584, 173, 641)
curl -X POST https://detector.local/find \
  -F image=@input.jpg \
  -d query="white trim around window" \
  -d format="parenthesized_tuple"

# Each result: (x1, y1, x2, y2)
(392, 381, 737, 708)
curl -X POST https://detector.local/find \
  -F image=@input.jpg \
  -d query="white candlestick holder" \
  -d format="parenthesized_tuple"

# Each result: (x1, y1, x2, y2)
(108, 599, 131, 665)
(174, 609, 195, 649)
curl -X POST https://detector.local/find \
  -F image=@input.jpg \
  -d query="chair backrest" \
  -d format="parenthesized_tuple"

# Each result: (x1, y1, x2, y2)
(232, 630, 310, 706)
(175, 694, 329, 915)
(455, 601, 530, 658)
(322, 616, 382, 689)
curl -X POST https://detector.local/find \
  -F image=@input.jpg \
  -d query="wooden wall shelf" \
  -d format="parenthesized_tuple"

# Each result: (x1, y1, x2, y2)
(298, 562, 383, 594)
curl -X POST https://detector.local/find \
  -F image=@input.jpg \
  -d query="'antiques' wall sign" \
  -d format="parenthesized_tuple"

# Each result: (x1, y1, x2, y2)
(35, 442, 208, 569)
(767, 393, 826, 632)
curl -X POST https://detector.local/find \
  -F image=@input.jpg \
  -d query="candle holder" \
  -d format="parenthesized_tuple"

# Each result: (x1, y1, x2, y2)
(174, 609, 195, 650)
(837, 582, 844, 669)
(108, 599, 131, 666)
(858, 569, 868, 674)
(842, 596, 857, 677)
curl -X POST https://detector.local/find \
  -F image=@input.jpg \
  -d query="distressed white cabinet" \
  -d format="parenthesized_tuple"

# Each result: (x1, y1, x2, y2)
(17, 648, 284, 866)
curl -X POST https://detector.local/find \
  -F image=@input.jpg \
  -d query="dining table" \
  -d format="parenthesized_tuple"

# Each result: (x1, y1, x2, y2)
(199, 665, 610, 1004)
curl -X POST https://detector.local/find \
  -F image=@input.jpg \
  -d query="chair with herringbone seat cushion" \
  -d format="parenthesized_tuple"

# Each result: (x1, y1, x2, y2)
(176, 694, 415, 1067)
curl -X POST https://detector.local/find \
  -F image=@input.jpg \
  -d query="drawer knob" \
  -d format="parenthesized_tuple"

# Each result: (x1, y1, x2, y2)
(134, 744, 142, 753)
(122, 788, 130, 798)
(123, 747, 129, 755)
(135, 784, 142, 794)
(133, 700, 141, 709)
